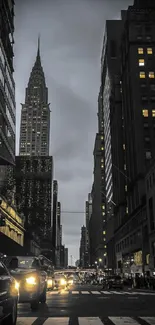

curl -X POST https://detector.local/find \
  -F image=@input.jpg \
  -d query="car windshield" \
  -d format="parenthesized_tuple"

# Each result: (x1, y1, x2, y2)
(17, 257, 36, 269)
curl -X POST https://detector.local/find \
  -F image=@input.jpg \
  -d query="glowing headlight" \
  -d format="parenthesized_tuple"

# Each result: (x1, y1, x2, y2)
(60, 279, 66, 286)
(26, 276, 37, 285)
(69, 279, 73, 285)
(15, 281, 20, 290)
(47, 279, 53, 286)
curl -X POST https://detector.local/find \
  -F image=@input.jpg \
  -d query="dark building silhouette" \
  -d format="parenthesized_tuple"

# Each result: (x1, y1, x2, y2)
(89, 87, 107, 266)
(79, 226, 88, 267)
(52, 180, 58, 265)
(98, 0, 155, 273)
(15, 156, 53, 256)
(0, 0, 15, 167)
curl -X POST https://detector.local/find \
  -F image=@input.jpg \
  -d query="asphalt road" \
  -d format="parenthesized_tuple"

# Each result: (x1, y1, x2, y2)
(17, 284, 155, 325)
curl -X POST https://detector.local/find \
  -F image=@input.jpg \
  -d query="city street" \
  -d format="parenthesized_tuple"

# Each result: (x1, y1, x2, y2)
(17, 285, 155, 324)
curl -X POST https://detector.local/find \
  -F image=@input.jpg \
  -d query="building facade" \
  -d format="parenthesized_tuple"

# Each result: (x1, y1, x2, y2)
(0, 197, 25, 255)
(52, 180, 58, 265)
(15, 156, 53, 255)
(99, 0, 155, 273)
(19, 38, 50, 157)
(79, 225, 87, 267)
(146, 160, 155, 273)
(64, 248, 68, 268)
(0, 0, 15, 167)
(89, 88, 107, 266)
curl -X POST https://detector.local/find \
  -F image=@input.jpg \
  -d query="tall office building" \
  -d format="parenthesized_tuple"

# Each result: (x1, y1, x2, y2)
(99, 0, 155, 272)
(16, 39, 53, 256)
(79, 225, 87, 268)
(19, 38, 50, 156)
(52, 180, 58, 265)
(0, 0, 15, 168)
(89, 87, 107, 266)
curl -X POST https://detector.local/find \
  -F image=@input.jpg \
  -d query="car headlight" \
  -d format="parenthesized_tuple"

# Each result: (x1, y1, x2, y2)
(60, 279, 66, 286)
(26, 276, 37, 285)
(15, 281, 20, 290)
(47, 279, 53, 286)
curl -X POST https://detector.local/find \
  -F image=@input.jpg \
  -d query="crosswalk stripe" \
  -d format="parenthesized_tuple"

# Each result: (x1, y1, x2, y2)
(101, 291, 112, 294)
(109, 317, 139, 324)
(110, 291, 123, 295)
(43, 318, 69, 324)
(140, 317, 155, 325)
(81, 291, 90, 294)
(50, 291, 59, 294)
(78, 317, 103, 324)
(91, 291, 101, 294)
(72, 291, 79, 294)
(17, 318, 37, 324)
(16, 317, 155, 325)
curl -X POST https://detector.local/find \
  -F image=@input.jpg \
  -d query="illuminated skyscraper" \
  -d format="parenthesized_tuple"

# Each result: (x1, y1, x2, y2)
(19, 37, 50, 156)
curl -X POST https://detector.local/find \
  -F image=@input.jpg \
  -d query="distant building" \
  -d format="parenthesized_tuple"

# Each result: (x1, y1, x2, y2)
(15, 156, 53, 256)
(64, 248, 68, 268)
(146, 160, 155, 273)
(79, 226, 88, 267)
(52, 180, 58, 265)
(19, 38, 50, 157)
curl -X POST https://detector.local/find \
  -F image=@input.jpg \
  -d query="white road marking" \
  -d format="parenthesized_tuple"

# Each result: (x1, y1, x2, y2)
(50, 291, 59, 294)
(140, 317, 155, 325)
(78, 317, 103, 325)
(72, 291, 79, 294)
(91, 291, 101, 294)
(17, 318, 37, 325)
(81, 291, 90, 294)
(110, 291, 123, 294)
(101, 291, 112, 294)
(43, 318, 69, 324)
(109, 317, 139, 325)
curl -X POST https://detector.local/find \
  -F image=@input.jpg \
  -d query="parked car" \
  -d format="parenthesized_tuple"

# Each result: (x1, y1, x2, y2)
(0, 260, 18, 324)
(4, 256, 47, 310)
(103, 275, 124, 290)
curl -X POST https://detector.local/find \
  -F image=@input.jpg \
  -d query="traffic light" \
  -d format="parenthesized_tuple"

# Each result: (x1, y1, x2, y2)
(0, 215, 6, 227)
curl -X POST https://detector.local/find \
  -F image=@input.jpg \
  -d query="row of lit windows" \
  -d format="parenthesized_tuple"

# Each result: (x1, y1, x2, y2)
(140, 72, 155, 78)
(142, 109, 155, 117)
(138, 47, 153, 55)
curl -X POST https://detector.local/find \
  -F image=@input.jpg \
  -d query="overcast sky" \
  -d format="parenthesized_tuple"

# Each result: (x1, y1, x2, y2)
(14, 0, 131, 263)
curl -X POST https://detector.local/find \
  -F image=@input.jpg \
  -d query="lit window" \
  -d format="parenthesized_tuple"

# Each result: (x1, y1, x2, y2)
(152, 110, 155, 117)
(124, 164, 126, 170)
(138, 48, 143, 54)
(126, 207, 128, 214)
(125, 185, 127, 192)
(139, 59, 145, 66)
(103, 231, 106, 235)
(104, 245, 107, 248)
(140, 72, 145, 79)
(102, 205, 105, 210)
(149, 72, 155, 79)
(101, 147, 104, 150)
(101, 159, 104, 162)
(142, 109, 148, 117)
(101, 164, 104, 168)
(123, 144, 126, 150)
(101, 136, 104, 140)
(104, 253, 107, 257)
(103, 238, 106, 242)
(147, 48, 153, 54)
(102, 212, 105, 216)
(146, 151, 152, 159)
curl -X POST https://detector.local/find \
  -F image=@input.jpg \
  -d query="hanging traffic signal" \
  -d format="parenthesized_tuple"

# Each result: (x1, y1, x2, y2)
(0, 215, 6, 227)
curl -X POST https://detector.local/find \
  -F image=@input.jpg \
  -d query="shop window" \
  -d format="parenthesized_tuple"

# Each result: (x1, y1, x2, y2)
(139, 59, 145, 66)
(142, 109, 148, 117)
(147, 48, 153, 54)
(138, 48, 143, 54)
(149, 72, 155, 79)
(140, 72, 145, 78)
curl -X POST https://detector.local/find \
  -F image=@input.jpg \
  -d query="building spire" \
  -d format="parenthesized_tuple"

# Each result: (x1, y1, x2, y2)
(34, 34, 41, 68)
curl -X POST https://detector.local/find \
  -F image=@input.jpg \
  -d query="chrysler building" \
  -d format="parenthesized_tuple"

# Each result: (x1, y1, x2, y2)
(19, 38, 50, 156)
